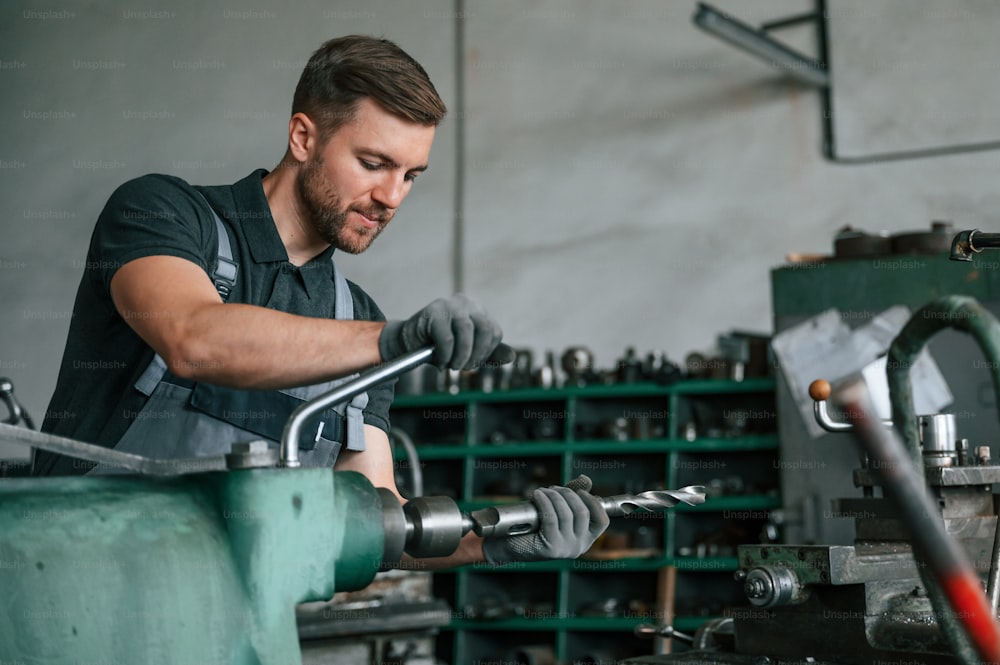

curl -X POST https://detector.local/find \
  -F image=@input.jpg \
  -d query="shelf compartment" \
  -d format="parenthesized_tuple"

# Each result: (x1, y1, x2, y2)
(461, 629, 557, 663)
(674, 391, 777, 440)
(564, 628, 654, 664)
(673, 510, 773, 560)
(475, 398, 567, 444)
(566, 570, 659, 625)
(569, 394, 670, 442)
(390, 404, 469, 445)
(673, 570, 746, 619)
(673, 449, 780, 497)
(470, 454, 562, 502)
(456, 571, 559, 623)
(569, 452, 667, 495)
(392, 378, 776, 408)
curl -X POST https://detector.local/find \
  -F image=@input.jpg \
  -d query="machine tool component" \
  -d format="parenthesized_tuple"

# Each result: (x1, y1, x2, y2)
(2, 348, 440, 476)
(739, 566, 802, 609)
(918, 413, 958, 467)
(833, 377, 1000, 664)
(379, 487, 409, 569)
(0, 377, 34, 429)
(635, 623, 694, 644)
(390, 427, 424, 498)
(892, 221, 954, 255)
(0, 468, 386, 665)
(469, 486, 706, 539)
(402, 495, 471, 559)
(808, 378, 890, 433)
(811, 380, 962, 469)
(833, 225, 892, 258)
(0, 422, 228, 475)
(282, 346, 434, 467)
(950, 228, 1000, 261)
(224, 439, 279, 470)
(886, 296, 1000, 474)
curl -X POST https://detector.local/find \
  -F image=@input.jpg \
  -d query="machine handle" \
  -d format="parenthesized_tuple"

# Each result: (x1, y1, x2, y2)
(633, 623, 694, 644)
(281, 347, 435, 468)
(809, 379, 893, 433)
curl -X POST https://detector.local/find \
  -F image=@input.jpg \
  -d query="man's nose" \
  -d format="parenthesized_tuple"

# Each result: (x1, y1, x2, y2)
(372, 174, 406, 209)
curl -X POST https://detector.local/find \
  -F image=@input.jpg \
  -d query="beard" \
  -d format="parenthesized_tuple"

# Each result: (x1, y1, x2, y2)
(296, 156, 392, 254)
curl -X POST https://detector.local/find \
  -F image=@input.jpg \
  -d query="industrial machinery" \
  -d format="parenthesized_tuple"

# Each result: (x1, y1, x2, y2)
(0, 347, 702, 665)
(623, 295, 1000, 665)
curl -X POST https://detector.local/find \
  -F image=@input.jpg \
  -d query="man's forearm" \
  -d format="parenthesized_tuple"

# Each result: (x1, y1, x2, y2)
(167, 302, 385, 389)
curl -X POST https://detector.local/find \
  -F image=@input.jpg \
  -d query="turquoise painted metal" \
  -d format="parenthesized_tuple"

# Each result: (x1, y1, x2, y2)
(0, 468, 384, 664)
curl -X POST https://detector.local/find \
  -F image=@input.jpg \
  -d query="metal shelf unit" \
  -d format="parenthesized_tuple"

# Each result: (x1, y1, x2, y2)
(390, 378, 779, 663)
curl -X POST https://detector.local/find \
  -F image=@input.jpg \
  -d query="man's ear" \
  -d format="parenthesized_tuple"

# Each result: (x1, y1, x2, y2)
(287, 112, 318, 163)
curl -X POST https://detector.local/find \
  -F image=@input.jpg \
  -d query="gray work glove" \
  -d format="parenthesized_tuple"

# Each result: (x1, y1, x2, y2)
(379, 294, 515, 371)
(482, 475, 610, 564)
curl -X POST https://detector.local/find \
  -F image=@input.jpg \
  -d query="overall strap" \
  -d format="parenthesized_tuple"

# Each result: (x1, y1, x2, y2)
(333, 263, 370, 451)
(135, 200, 235, 397)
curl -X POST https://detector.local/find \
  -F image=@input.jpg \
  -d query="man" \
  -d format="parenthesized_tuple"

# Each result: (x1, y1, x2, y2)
(32, 35, 608, 567)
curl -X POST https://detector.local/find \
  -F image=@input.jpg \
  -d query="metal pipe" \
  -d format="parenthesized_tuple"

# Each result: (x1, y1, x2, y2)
(950, 229, 1000, 262)
(989, 513, 1000, 616)
(0, 423, 227, 475)
(390, 426, 424, 498)
(761, 11, 819, 32)
(281, 347, 435, 467)
(833, 378, 1000, 665)
(692, 3, 829, 88)
(886, 296, 1000, 478)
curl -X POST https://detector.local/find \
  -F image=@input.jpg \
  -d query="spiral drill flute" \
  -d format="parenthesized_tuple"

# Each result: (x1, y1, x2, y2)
(469, 486, 706, 539)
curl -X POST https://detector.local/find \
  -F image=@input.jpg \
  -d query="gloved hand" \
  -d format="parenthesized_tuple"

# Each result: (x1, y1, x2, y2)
(482, 475, 610, 564)
(379, 294, 515, 370)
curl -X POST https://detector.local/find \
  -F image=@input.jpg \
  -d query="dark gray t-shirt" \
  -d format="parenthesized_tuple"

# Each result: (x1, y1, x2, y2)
(33, 169, 394, 476)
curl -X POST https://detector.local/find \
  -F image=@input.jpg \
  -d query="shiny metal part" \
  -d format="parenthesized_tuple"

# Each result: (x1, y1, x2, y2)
(281, 347, 434, 468)
(224, 440, 279, 470)
(469, 486, 706, 539)
(634, 623, 694, 644)
(402, 495, 471, 559)
(0, 422, 226, 475)
(918, 413, 958, 467)
(0, 377, 34, 429)
(813, 398, 854, 432)
(379, 487, 408, 569)
(950, 229, 1000, 262)
(743, 566, 801, 609)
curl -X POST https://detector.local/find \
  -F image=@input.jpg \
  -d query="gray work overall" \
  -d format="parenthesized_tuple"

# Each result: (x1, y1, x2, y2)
(88, 207, 368, 474)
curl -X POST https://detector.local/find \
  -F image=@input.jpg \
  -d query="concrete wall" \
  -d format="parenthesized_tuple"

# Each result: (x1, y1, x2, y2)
(3, 0, 1000, 438)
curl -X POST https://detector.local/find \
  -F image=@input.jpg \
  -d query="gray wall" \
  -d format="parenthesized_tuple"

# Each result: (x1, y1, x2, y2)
(3, 0, 1000, 440)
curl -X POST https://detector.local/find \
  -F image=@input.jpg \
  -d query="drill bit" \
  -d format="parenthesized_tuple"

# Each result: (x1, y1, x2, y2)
(602, 486, 706, 517)
(470, 485, 706, 539)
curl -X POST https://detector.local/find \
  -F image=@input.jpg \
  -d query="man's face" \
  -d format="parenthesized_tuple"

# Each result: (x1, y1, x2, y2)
(296, 97, 436, 254)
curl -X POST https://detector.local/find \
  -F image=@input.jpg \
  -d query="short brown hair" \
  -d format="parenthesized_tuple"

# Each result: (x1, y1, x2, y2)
(292, 35, 447, 139)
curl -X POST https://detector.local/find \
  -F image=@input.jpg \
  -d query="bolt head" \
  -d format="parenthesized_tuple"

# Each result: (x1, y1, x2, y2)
(230, 440, 270, 454)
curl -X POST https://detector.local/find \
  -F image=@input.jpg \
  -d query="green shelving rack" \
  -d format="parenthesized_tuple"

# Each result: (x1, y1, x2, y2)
(390, 378, 779, 664)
